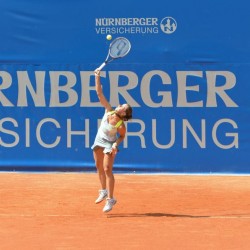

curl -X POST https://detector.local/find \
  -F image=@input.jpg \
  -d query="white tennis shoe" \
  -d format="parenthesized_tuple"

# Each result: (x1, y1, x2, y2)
(95, 189, 108, 204)
(103, 198, 117, 213)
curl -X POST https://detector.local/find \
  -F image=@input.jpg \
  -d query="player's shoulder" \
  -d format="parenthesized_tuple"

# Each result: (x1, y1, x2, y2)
(117, 121, 126, 129)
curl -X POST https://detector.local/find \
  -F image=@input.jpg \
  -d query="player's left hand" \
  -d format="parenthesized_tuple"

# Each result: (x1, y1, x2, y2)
(111, 143, 118, 155)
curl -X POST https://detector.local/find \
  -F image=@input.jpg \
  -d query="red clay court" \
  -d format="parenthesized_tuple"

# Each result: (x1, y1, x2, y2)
(0, 173, 249, 250)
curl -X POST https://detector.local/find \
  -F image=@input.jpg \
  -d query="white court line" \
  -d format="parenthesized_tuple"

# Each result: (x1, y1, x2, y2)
(209, 216, 250, 219)
(123, 173, 250, 176)
(0, 214, 79, 217)
(0, 171, 250, 176)
(0, 214, 249, 219)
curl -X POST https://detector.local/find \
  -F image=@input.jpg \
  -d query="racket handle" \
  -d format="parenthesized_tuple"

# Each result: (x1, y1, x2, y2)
(98, 62, 107, 70)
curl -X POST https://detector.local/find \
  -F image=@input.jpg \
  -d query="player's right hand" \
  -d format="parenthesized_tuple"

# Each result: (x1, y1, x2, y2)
(94, 69, 100, 76)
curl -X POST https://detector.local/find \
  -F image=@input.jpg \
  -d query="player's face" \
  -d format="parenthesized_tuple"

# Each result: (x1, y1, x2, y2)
(115, 104, 128, 115)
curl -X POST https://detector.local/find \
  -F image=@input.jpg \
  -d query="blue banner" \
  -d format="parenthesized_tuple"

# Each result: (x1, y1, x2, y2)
(0, 0, 249, 173)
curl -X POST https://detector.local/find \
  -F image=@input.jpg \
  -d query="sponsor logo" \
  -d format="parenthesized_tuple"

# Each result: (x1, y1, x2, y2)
(160, 17, 177, 34)
(95, 17, 177, 35)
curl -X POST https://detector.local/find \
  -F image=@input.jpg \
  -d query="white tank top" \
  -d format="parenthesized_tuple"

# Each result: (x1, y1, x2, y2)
(98, 111, 123, 142)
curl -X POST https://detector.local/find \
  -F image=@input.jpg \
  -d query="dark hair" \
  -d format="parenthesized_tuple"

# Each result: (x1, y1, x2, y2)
(123, 104, 132, 121)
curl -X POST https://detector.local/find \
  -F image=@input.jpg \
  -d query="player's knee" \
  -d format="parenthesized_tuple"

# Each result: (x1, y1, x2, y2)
(95, 161, 100, 168)
(104, 165, 112, 175)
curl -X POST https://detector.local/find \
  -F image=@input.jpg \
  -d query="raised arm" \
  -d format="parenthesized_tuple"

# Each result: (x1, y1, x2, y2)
(94, 69, 112, 112)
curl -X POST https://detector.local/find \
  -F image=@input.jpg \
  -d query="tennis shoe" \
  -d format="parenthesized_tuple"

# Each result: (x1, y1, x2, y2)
(95, 189, 108, 204)
(103, 198, 117, 213)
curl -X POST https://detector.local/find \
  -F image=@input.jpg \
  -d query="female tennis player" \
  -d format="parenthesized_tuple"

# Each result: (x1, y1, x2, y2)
(91, 69, 133, 213)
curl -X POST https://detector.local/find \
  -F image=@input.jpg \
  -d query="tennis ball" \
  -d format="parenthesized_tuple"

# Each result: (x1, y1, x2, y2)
(106, 34, 112, 40)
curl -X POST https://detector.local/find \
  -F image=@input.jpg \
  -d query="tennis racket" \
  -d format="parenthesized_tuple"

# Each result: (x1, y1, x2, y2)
(97, 37, 131, 70)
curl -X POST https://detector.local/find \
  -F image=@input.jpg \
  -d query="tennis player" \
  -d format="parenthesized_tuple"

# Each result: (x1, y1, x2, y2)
(91, 69, 133, 213)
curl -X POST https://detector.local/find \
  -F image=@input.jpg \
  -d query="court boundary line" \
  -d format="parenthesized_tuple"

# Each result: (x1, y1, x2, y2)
(0, 171, 250, 176)
(0, 213, 249, 219)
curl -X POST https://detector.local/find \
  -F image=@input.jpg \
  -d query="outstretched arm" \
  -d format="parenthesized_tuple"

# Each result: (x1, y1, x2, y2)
(94, 69, 112, 112)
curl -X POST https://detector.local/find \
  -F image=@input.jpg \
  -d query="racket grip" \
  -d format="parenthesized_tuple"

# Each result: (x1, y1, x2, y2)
(98, 62, 107, 70)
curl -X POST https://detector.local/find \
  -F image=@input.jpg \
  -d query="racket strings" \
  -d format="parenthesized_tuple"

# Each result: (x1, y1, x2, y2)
(109, 38, 131, 58)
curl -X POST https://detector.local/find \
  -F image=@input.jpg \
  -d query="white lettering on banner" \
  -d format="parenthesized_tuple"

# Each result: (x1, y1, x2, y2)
(95, 18, 158, 26)
(0, 118, 90, 149)
(67, 119, 90, 148)
(123, 119, 146, 148)
(25, 118, 30, 147)
(0, 70, 238, 108)
(206, 71, 237, 107)
(17, 71, 46, 106)
(141, 70, 173, 107)
(49, 71, 78, 107)
(95, 18, 159, 34)
(212, 119, 238, 149)
(0, 118, 238, 149)
(124, 118, 238, 149)
(80, 71, 96, 106)
(0, 71, 14, 106)
(36, 118, 61, 148)
(176, 71, 238, 107)
(177, 71, 203, 107)
(95, 27, 159, 35)
(0, 69, 240, 151)
(152, 119, 175, 148)
(183, 119, 206, 148)
(0, 118, 19, 147)
(109, 71, 140, 107)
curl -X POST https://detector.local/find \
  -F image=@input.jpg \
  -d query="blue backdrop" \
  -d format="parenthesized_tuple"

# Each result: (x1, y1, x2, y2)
(0, 0, 249, 173)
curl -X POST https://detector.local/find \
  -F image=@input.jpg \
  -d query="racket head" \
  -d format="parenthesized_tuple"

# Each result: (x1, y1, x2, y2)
(109, 37, 131, 59)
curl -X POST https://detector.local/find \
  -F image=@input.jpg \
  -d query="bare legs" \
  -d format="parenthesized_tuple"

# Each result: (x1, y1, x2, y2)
(93, 147, 106, 190)
(93, 147, 116, 199)
(103, 152, 115, 198)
